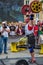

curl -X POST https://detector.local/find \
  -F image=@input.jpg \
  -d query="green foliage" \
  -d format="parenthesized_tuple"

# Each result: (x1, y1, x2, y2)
(41, 0, 43, 3)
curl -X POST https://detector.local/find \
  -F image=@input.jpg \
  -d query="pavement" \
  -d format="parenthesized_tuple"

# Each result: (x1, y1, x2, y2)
(0, 49, 43, 65)
(0, 36, 43, 65)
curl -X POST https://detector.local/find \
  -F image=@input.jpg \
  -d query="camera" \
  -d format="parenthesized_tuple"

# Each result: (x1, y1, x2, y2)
(3, 24, 7, 28)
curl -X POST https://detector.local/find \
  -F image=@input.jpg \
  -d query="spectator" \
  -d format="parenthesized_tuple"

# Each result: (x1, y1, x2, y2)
(0, 21, 10, 54)
(9, 22, 16, 36)
(34, 24, 38, 45)
(16, 23, 23, 35)
(38, 26, 43, 35)
(37, 20, 41, 27)
(15, 23, 18, 31)
(38, 26, 43, 45)
(34, 24, 38, 36)
(37, 20, 41, 44)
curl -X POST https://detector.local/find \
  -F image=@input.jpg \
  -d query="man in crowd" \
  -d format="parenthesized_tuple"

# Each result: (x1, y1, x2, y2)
(0, 21, 10, 54)
(34, 23, 38, 46)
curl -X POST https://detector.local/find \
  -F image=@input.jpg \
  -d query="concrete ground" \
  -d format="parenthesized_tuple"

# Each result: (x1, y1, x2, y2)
(0, 36, 43, 65)
(0, 49, 43, 65)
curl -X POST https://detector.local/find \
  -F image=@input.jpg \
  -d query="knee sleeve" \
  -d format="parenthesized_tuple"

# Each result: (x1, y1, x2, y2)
(29, 47, 34, 53)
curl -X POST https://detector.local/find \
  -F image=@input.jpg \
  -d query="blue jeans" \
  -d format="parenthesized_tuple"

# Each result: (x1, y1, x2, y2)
(0, 37, 3, 53)
(2, 36, 8, 53)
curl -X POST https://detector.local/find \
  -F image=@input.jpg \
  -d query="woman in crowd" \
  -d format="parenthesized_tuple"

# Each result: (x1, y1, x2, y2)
(16, 23, 23, 35)
(9, 22, 16, 36)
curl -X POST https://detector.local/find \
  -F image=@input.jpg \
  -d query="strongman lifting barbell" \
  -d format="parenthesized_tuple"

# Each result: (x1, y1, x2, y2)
(1, 1, 42, 65)
(15, 1, 42, 65)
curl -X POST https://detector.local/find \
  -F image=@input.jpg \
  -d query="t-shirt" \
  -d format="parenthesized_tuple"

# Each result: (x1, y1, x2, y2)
(0, 26, 10, 37)
(9, 26, 16, 31)
(38, 31, 43, 35)
(16, 28, 23, 35)
(9, 26, 16, 35)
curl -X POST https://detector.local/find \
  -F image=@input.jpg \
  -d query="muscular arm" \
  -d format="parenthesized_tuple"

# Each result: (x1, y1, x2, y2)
(5, 28, 10, 33)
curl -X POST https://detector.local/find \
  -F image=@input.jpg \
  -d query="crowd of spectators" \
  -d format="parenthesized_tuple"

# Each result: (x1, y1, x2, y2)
(8, 21, 25, 36)
(0, 20, 43, 54)
(0, 20, 43, 39)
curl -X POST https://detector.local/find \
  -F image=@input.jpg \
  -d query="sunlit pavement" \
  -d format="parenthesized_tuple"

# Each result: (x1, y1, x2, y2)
(0, 49, 43, 65)
(0, 36, 43, 65)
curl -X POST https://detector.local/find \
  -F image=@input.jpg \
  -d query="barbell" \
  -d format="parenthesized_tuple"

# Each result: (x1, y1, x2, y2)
(21, 1, 42, 15)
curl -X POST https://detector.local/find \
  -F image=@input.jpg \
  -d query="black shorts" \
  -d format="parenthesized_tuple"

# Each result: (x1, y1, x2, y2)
(27, 34, 35, 48)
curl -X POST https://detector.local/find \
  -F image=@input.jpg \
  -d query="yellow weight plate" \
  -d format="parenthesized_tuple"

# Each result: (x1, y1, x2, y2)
(30, 1, 42, 13)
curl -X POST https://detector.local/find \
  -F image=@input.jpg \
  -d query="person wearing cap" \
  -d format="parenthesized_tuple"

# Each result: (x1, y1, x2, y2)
(0, 21, 10, 54)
